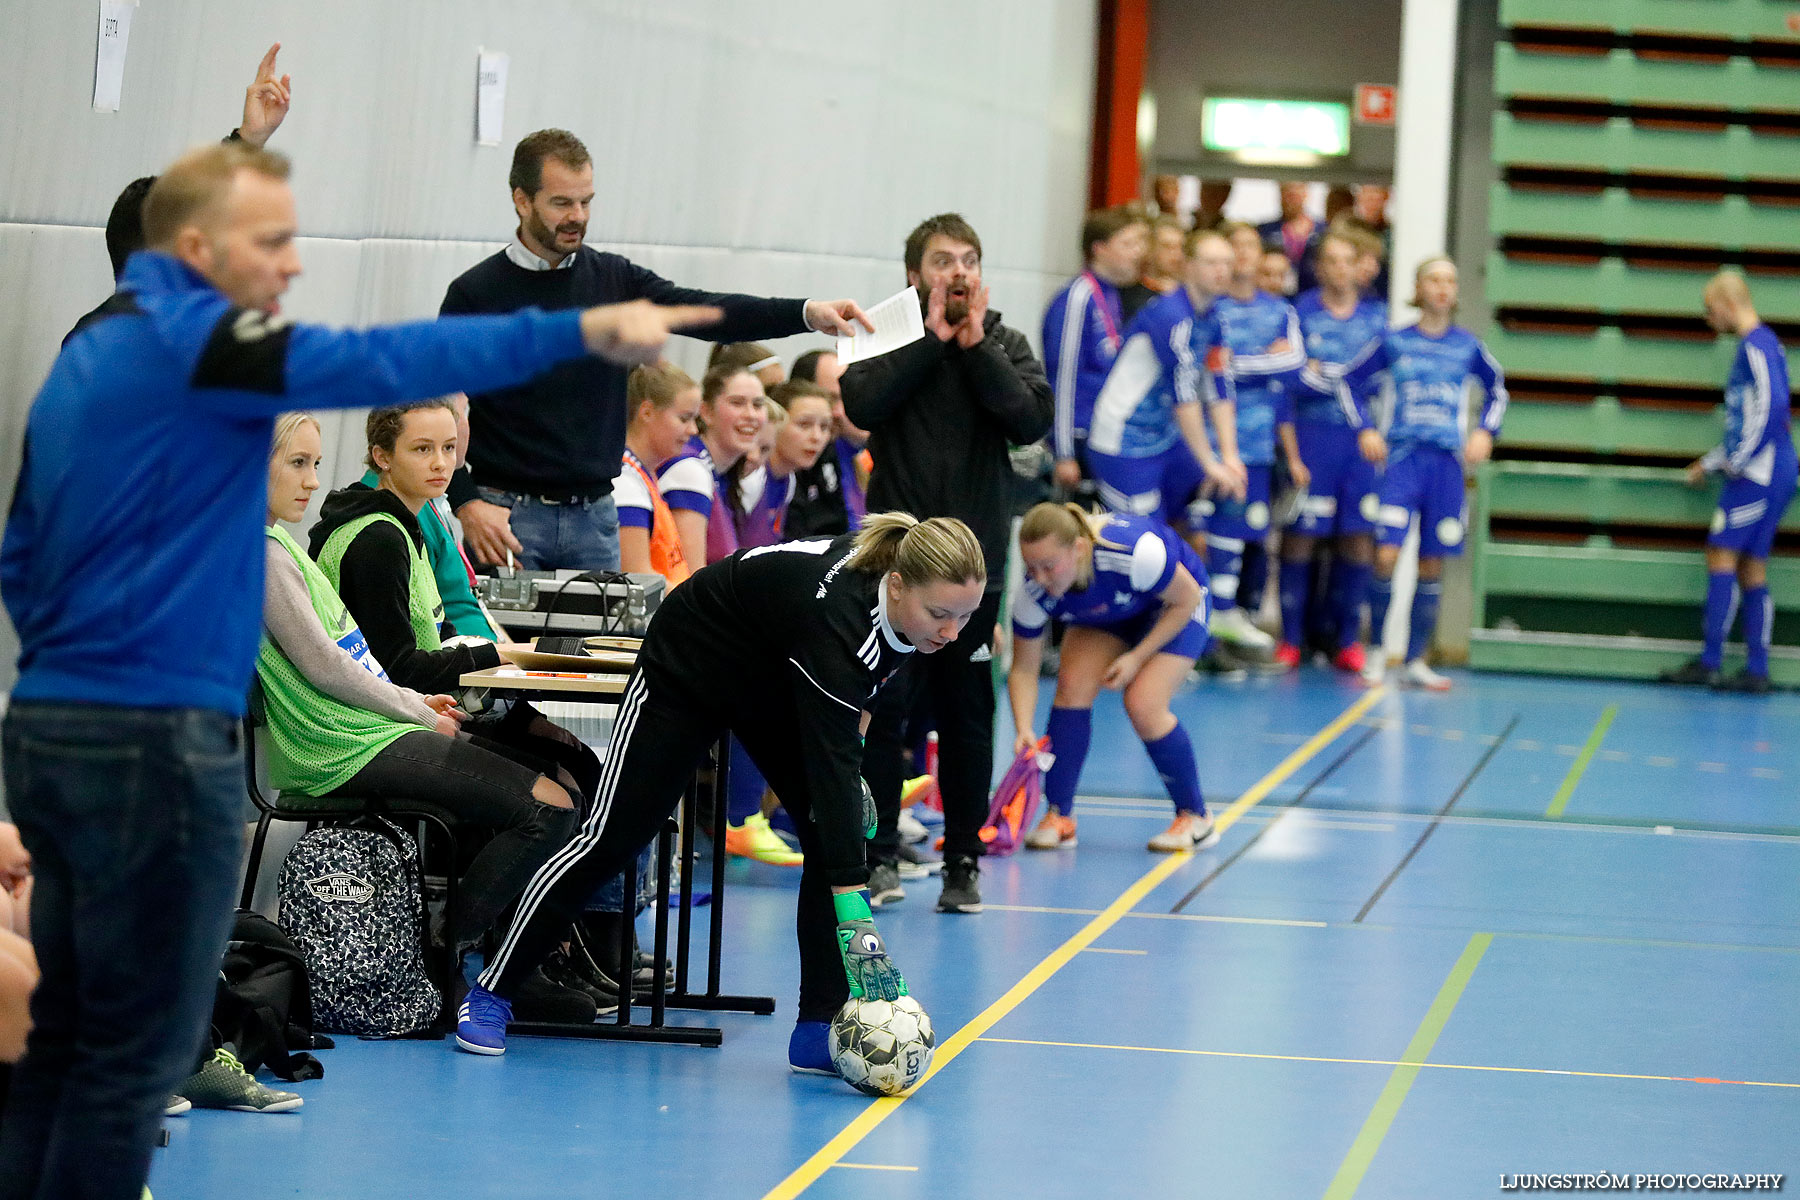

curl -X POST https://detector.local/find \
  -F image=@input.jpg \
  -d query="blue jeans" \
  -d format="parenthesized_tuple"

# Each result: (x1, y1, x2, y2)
(478, 486, 621, 572)
(0, 704, 245, 1200)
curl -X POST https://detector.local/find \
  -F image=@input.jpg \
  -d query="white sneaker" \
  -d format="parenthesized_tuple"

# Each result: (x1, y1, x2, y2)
(1209, 606, 1275, 651)
(1402, 658, 1452, 691)
(1147, 811, 1219, 852)
(1023, 812, 1078, 850)
(896, 808, 929, 845)
(1361, 651, 1387, 687)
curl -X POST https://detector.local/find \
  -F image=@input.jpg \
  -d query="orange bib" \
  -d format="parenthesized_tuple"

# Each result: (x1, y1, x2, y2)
(624, 453, 692, 590)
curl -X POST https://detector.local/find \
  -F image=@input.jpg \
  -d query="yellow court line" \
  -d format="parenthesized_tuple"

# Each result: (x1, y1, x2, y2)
(760, 686, 1390, 1200)
(974, 1036, 1800, 1090)
(1323, 933, 1492, 1200)
(1546, 704, 1617, 818)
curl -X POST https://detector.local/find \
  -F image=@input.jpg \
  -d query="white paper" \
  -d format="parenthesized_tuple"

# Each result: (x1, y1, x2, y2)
(835, 287, 924, 366)
(476, 49, 509, 146)
(92, 0, 137, 112)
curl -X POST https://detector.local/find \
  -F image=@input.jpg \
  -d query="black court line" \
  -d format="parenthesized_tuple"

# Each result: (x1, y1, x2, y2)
(1353, 714, 1521, 924)
(1170, 724, 1382, 914)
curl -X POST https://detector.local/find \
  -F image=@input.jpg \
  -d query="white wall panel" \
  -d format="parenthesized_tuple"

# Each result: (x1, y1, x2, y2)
(0, 0, 1097, 686)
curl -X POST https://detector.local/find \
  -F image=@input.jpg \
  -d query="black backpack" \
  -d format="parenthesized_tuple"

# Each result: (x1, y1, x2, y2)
(212, 910, 329, 1082)
(277, 817, 440, 1038)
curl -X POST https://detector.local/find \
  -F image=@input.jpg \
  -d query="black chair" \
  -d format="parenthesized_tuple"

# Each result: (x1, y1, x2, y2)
(239, 681, 462, 1021)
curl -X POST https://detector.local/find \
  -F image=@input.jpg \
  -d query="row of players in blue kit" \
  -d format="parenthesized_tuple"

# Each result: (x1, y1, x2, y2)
(1014, 224, 1795, 856)
(1046, 220, 1505, 690)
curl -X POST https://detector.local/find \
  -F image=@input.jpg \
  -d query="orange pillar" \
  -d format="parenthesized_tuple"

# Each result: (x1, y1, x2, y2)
(1089, 0, 1151, 210)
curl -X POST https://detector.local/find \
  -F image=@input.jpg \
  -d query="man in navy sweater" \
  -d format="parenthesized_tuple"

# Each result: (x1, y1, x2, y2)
(0, 141, 713, 1200)
(441, 128, 870, 571)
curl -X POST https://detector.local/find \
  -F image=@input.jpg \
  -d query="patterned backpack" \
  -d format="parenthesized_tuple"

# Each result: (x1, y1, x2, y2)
(277, 817, 439, 1037)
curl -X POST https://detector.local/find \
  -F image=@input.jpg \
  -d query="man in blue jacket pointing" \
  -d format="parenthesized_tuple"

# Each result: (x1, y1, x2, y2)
(0, 141, 716, 1200)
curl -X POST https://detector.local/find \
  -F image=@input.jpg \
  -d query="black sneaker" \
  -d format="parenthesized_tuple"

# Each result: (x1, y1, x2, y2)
(567, 929, 659, 1001)
(1659, 656, 1719, 686)
(511, 967, 599, 1023)
(543, 948, 620, 1015)
(937, 855, 982, 914)
(867, 860, 904, 909)
(1714, 669, 1773, 694)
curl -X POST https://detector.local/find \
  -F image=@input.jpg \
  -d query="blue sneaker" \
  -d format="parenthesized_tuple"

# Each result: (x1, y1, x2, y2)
(788, 1020, 837, 1076)
(455, 984, 513, 1055)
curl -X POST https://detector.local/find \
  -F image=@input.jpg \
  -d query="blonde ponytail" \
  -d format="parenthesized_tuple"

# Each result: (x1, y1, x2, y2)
(1018, 501, 1122, 592)
(847, 512, 987, 590)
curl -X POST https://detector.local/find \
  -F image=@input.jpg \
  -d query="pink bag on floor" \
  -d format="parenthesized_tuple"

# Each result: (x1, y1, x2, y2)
(979, 737, 1053, 857)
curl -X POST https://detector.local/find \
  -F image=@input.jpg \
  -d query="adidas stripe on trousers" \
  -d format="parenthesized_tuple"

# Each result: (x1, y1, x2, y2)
(478, 666, 853, 1022)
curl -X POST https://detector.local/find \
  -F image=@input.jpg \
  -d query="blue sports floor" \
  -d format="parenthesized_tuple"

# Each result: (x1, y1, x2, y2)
(153, 671, 1800, 1199)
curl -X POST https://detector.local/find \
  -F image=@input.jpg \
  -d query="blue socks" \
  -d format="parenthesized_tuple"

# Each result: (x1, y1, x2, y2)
(1143, 724, 1205, 815)
(1368, 574, 1394, 650)
(1335, 560, 1373, 651)
(1240, 541, 1268, 614)
(1043, 706, 1092, 817)
(1279, 558, 1311, 646)
(1407, 579, 1442, 662)
(1701, 570, 1736, 670)
(1743, 585, 1771, 677)
(1207, 536, 1244, 611)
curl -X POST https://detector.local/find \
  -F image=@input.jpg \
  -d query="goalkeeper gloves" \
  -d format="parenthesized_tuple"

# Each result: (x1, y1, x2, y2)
(834, 890, 907, 1001)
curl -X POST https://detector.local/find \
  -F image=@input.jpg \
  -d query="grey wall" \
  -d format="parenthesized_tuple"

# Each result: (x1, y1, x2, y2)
(0, 0, 1098, 691)
(1145, 0, 1404, 182)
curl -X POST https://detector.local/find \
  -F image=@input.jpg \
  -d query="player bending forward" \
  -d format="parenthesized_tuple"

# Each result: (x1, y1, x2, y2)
(455, 513, 986, 1076)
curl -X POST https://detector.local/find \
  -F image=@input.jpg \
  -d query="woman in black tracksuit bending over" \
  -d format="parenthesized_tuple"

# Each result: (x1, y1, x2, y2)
(456, 513, 988, 1069)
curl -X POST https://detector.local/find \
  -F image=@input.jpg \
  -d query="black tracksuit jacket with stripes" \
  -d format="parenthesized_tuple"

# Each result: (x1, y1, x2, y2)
(640, 534, 913, 886)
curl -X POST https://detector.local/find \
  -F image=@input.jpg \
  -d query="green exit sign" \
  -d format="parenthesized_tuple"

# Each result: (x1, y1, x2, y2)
(1201, 97, 1351, 160)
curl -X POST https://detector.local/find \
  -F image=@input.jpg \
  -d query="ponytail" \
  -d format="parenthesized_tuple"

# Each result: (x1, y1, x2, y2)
(847, 512, 987, 590)
(1019, 501, 1111, 591)
(1018, 501, 1094, 547)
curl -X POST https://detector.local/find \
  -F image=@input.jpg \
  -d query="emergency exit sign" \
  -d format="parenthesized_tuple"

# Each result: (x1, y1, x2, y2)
(1356, 83, 1396, 126)
(1201, 98, 1350, 158)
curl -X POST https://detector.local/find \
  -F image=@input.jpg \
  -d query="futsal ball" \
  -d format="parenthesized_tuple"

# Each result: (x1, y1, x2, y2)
(829, 996, 936, 1096)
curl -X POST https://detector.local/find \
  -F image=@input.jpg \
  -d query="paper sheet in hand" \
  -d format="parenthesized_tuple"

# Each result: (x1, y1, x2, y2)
(836, 288, 924, 366)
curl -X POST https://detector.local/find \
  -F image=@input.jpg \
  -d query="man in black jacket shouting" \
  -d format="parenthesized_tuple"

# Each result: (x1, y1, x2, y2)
(844, 213, 1053, 913)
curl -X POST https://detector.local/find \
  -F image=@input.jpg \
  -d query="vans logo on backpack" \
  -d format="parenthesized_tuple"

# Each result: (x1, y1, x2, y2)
(305, 872, 375, 904)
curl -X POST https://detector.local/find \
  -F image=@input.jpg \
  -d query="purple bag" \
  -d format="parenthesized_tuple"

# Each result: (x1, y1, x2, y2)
(980, 738, 1052, 857)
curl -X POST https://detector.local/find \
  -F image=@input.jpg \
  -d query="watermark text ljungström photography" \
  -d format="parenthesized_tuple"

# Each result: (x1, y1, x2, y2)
(1499, 1175, 1785, 1193)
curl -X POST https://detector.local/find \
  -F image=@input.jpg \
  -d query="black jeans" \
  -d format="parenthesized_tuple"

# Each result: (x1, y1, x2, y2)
(0, 703, 244, 1200)
(864, 587, 1003, 864)
(480, 669, 850, 1022)
(328, 731, 574, 947)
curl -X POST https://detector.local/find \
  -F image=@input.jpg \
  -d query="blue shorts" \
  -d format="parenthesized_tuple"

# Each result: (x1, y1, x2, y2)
(1090, 444, 1206, 529)
(1290, 423, 1378, 538)
(1376, 445, 1468, 558)
(1709, 470, 1798, 559)
(1078, 594, 1212, 662)
(1194, 464, 1273, 545)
